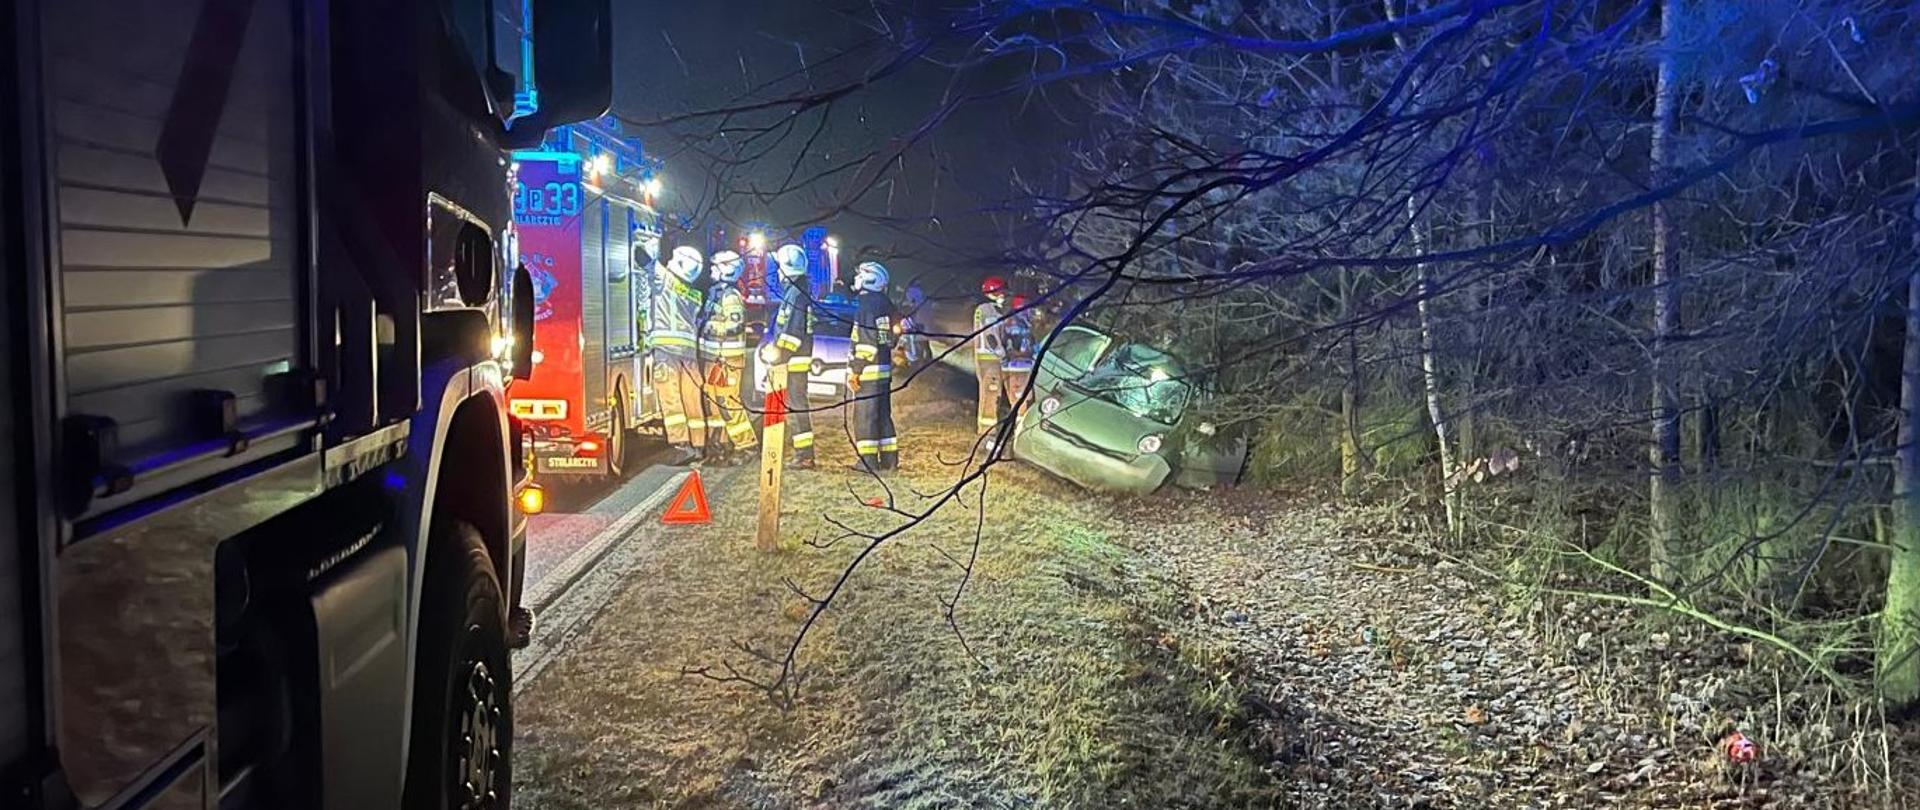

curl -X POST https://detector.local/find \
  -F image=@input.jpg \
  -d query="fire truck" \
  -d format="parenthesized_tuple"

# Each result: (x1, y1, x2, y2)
(508, 118, 663, 480)
(1, 1, 612, 808)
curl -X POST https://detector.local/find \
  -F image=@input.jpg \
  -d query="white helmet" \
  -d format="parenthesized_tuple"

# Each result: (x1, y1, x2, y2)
(773, 244, 808, 280)
(853, 261, 889, 293)
(665, 246, 704, 284)
(710, 250, 744, 284)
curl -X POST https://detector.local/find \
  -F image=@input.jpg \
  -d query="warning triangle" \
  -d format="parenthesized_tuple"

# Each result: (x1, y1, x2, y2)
(662, 471, 711, 525)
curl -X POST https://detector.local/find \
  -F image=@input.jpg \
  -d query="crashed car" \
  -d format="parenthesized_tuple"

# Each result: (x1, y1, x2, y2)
(1010, 324, 1247, 493)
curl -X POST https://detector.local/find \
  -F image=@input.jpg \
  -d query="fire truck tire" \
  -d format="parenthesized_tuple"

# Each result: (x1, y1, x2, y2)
(608, 389, 631, 478)
(404, 520, 513, 810)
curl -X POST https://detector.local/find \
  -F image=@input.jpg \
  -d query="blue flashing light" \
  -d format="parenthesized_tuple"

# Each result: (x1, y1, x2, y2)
(510, 150, 584, 171)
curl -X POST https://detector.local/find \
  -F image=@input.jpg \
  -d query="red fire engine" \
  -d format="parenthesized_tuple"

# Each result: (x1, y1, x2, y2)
(509, 118, 664, 479)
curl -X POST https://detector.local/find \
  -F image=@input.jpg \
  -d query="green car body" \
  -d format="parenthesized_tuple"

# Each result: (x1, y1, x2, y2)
(1011, 325, 1247, 494)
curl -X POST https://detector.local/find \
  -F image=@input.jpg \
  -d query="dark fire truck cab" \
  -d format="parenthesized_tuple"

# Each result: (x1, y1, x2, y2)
(1, 1, 612, 808)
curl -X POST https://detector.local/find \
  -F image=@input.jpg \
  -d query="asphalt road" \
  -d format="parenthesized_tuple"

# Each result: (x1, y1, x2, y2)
(521, 454, 684, 604)
(513, 457, 747, 690)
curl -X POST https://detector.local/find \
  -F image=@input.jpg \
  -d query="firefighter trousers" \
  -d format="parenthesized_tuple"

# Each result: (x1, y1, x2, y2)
(976, 357, 1005, 434)
(654, 353, 708, 449)
(705, 355, 756, 451)
(778, 356, 815, 462)
(853, 364, 897, 469)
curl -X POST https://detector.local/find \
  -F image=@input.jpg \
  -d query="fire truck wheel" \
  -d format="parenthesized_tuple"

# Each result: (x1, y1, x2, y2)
(608, 390, 631, 478)
(405, 520, 512, 810)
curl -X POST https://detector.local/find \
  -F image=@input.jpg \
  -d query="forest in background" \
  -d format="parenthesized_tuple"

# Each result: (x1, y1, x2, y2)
(1018, 0, 1920, 723)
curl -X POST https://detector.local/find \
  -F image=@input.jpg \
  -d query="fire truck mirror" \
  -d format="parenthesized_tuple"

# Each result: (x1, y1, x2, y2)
(511, 263, 536, 380)
(631, 239, 655, 273)
(500, 0, 614, 148)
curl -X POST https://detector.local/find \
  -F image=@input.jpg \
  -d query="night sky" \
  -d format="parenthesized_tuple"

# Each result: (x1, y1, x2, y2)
(610, 0, 1084, 289)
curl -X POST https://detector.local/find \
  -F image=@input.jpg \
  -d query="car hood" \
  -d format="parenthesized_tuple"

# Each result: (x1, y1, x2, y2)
(1034, 384, 1169, 457)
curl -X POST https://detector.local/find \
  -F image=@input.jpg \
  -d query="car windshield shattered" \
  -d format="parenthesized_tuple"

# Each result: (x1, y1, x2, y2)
(1076, 343, 1191, 425)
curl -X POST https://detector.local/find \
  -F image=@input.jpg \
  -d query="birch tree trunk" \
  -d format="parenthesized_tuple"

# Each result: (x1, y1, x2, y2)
(1647, 0, 1682, 582)
(1385, 0, 1459, 535)
(1878, 151, 1920, 710)
(1414, 198, 1459, 535)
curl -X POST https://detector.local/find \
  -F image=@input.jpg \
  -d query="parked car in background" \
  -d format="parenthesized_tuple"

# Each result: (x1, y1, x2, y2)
(1011, 324, 1248, 493)
(752, 292, 860, 402)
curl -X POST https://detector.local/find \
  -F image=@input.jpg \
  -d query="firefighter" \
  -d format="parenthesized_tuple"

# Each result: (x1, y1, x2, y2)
(848, 261, 899, 470)
(650, 245, 708, 463)
(701, 249, 756, 463)
(901, 278, 929, 366)
(973, 276, 1010, 434)
(762, 244, 816, 468)
(1003, 294, 1036, 418)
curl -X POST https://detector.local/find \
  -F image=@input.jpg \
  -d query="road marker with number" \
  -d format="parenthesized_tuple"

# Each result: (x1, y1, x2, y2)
(756, 367, 788, 551)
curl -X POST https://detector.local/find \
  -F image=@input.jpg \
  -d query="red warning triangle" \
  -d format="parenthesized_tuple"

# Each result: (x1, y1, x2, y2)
(662, 471, 711, 525)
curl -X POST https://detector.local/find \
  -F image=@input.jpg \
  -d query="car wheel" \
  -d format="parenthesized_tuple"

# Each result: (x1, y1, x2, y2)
(404, 521, 513, 810)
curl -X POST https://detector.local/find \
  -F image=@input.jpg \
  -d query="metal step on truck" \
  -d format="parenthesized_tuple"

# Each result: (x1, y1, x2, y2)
(508, 117, 667, 482)
(1, 1, 613, 808)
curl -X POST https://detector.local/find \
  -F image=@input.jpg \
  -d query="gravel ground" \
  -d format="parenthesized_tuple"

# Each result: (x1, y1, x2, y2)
(1115, 494, 1920, 808)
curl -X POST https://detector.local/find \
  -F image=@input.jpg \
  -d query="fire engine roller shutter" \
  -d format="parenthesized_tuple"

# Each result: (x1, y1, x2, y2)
(43, 0, 302, 459)
(605, 205, 634, 360)
(580, 195, 607, 423)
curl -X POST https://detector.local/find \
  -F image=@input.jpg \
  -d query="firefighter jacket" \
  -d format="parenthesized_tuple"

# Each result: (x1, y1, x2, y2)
(1004, 306, 1035, 372)
(973, 300, 1006, 361)
(647, 271, 703, 358)
(851, 291, 898, 379)
(699, 282, 748, 359)
(769, 282, 814, 364)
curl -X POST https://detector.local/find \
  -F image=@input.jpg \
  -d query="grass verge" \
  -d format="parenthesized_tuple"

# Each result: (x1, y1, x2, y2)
(514, 393, 1281, 809)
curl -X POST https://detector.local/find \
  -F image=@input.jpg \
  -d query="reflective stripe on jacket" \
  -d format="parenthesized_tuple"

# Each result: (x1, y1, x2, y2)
(973, 301, 1006, 360)
(648, 273, 703, 356)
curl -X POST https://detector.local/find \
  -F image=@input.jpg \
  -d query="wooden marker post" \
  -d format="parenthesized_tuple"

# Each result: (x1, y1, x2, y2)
(756, 365, 788, 551)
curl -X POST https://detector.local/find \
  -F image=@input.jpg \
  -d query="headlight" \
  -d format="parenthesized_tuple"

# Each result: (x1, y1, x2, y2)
(1040, 396, 1060, 415)
(1137, 434, 1164, 454)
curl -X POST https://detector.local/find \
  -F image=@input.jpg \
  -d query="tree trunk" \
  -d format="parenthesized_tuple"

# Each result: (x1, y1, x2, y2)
(1385, 0, 1459, 534)
(1647, 0, 1682, 582)
(1879, 151, 1920, 710)
(1414, 198, 1459, 535)
(1339, 270, 1368, 499)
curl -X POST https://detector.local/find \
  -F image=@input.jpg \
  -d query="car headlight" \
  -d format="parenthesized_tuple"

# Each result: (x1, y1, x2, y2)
(1137, 434, 1164, 454)
(1040, 396, 1060, 416)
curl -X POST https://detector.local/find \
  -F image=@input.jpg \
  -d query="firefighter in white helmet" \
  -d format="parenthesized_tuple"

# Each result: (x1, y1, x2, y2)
(761, 244, 817, 467)
(701, 250, 755, 463)
(848, 261, 899, 470)
(650, 245, 708, 463)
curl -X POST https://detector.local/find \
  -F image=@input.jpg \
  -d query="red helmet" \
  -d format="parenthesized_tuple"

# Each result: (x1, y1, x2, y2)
(1010, 295, 1029, 309)
(981, 276, 1007, 296)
